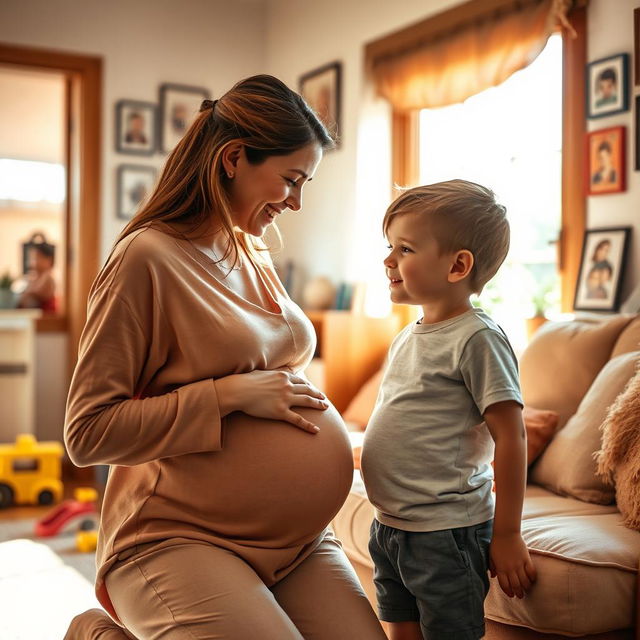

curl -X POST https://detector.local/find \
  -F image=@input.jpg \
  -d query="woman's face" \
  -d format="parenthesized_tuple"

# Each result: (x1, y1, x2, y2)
(595, 242, 611, 262)
(226, 143, 323, 237)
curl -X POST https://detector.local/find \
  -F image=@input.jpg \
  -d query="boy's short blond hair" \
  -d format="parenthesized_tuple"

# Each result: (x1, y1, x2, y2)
(382, 180, 510, 294)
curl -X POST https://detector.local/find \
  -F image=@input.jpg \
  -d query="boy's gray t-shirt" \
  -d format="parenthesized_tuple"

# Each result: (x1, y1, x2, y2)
(360, 308, 522, 532)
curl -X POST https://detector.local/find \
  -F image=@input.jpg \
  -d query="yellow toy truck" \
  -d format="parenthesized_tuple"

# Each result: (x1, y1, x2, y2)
(0, 434, 63, 508)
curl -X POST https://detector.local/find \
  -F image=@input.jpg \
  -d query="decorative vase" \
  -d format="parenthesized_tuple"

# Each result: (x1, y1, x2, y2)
(302, 276, 336, 311)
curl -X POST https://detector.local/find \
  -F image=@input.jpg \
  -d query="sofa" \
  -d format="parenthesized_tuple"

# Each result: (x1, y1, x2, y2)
(331, 313, 640, 639)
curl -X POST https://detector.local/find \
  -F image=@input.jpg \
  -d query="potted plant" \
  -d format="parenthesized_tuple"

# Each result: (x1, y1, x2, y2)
(526, 280, 556, 340)
(0, 272, 17, 309)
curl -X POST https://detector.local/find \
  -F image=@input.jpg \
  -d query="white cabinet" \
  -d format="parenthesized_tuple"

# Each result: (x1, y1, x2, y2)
(0, 310, 41, 442)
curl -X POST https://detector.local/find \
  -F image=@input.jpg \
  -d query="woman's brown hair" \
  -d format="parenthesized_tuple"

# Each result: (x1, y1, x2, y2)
(117, 74, 334, 267)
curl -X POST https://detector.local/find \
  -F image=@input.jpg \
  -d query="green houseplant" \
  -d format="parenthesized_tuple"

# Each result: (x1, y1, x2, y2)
(0, 272, 17, 309)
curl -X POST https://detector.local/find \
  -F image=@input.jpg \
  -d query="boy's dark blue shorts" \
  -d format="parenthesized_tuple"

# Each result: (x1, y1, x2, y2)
(368, 518, 493, 640)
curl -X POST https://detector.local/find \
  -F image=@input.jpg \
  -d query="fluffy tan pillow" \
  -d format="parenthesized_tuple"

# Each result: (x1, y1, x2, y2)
(530, 351, 640, 504)
(596, 363, 640, 530)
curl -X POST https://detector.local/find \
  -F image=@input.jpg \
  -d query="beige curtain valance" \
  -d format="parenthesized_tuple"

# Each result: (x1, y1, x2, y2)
(369, 0, 576, 111)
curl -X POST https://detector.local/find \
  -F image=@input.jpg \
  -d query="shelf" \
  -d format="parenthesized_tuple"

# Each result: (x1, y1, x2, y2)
(0, 363, 28, 374)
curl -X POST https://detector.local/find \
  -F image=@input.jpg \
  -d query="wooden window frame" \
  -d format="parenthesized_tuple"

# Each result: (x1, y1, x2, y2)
(0, 43, 101, 364)
(387, 4, 587, 312)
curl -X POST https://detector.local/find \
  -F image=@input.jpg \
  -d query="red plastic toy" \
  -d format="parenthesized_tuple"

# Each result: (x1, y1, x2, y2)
(34, 487, 99, 538)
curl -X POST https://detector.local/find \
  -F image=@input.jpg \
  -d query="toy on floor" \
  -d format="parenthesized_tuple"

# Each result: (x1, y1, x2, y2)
(35, 487, 99, 538)
(75, 528, 98, 552)
(0, 434, 63, 508)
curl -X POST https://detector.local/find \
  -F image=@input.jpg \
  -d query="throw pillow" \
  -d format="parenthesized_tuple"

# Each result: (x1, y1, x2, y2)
(523, 406, 558, 464)
(530, 351, 640, 504)
(342, 368, 384, 430)
(610, 315, 640, 359)
(519, 314, 634, 430)
(595, 364, 640, 530)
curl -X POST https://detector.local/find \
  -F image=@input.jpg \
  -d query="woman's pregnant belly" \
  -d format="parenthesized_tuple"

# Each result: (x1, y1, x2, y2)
(153, 403, 354, 545)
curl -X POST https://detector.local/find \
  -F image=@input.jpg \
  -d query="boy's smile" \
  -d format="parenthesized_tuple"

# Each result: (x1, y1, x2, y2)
(384, 212, 453, 305)
(384, 211, 474, 323)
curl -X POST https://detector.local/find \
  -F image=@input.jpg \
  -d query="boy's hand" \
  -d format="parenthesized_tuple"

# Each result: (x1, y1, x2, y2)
(489, 532, 537, 599)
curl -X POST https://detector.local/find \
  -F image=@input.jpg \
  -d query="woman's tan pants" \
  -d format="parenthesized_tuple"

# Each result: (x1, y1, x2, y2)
(64, 532, 387, 639)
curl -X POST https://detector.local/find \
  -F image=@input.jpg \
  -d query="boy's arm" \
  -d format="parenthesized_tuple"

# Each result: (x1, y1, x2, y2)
(484, 400, 537, 599)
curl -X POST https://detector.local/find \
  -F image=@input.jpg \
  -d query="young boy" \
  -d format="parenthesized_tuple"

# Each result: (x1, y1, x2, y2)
(361, 180, 536, 640)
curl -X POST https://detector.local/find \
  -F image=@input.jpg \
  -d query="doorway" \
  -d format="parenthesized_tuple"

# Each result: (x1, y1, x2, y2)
(0, 43, 101, 440)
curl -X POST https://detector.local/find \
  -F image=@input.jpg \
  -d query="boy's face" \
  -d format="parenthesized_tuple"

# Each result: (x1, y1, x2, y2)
(598, 78, 615, 99)
(383, 212, 456, 307)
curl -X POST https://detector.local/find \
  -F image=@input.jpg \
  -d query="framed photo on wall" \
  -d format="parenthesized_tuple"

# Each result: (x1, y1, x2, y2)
(586, 53, 629, 119)
(299, 61, 341, 146)
(636, 96, 640, 171)
(159, 83, 210, 153)
(116, 165, 157, 220)
(574, 227, 631, 312)
(115, 100, 157, 156)
(586, 126, 626, 195)
(635, 9, 640, 86)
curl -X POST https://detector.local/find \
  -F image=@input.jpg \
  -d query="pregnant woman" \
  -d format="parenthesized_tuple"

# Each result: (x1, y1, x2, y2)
(64, 75, 386, 639)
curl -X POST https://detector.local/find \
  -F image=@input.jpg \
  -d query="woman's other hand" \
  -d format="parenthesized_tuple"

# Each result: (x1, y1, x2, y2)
(216, 370, 328, 433)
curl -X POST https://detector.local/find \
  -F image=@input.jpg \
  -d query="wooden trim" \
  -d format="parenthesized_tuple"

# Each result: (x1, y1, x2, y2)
(0, 43, 102, 364)
(560, 6, 587, 311)
(36, 316, 68, 332)
(391, 110, 419, 196)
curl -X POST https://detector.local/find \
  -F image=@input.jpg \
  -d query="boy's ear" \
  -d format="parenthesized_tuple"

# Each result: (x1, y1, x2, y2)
(221, 142, 243, 175)
(448, 249, 474, 284)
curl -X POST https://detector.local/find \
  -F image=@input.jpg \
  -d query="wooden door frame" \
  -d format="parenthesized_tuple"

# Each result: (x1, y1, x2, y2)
(388, 7, 587, 313)
(0, 42, 102, 363)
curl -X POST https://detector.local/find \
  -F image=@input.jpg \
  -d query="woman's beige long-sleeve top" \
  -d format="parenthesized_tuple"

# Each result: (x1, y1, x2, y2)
(64, 224, 353, 620)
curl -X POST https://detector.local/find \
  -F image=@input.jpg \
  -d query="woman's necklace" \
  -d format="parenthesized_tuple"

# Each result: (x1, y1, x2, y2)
(186, 235, 243, 272)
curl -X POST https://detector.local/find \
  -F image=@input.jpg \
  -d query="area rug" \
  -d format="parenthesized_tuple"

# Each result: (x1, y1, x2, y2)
(0, 521, 100, 640)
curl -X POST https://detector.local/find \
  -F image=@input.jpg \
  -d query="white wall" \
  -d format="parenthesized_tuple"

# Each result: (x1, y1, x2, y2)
(587, 0, 640, 304)
(265, 0, 461, 295)
(267, 0, 640, 304)
(0, 0, 267, 261)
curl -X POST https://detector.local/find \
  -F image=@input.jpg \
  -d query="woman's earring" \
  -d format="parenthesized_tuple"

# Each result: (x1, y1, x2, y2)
(227, 171, 234, 179)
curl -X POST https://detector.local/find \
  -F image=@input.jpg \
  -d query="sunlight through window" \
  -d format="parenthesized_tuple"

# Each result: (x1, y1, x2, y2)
(0, 158, 66, 204)
(419, 34, 562, 351)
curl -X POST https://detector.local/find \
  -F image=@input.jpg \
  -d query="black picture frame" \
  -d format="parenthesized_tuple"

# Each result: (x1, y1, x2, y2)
(586, 53, 630, 119)
(635, 9, 640, 86)
(159, 83, 210, 153)
(115, 100, 157, 156)
(636, 95, 640, 171)
(573, 227, 631, 312)
(299, 61, 342, 148)
(116, 164, 157, 220)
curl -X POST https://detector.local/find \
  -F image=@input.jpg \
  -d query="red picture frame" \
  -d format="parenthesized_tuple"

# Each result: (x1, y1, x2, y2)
(586, 126, 626, 195)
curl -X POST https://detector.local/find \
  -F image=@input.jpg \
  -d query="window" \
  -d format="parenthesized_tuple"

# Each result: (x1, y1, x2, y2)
(418, 35, 562, 350)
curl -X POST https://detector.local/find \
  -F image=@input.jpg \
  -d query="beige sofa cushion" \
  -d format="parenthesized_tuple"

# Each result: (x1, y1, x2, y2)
(486, 486, 640, 635)
(519, 314, 633, 430)
(530, 351, 639, 504)
(333, 482, 640, 636)
(610, 314, 640, 358)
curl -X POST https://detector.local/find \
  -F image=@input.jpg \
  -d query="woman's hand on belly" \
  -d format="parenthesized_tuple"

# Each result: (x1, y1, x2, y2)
(215, 370, 328, 433)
